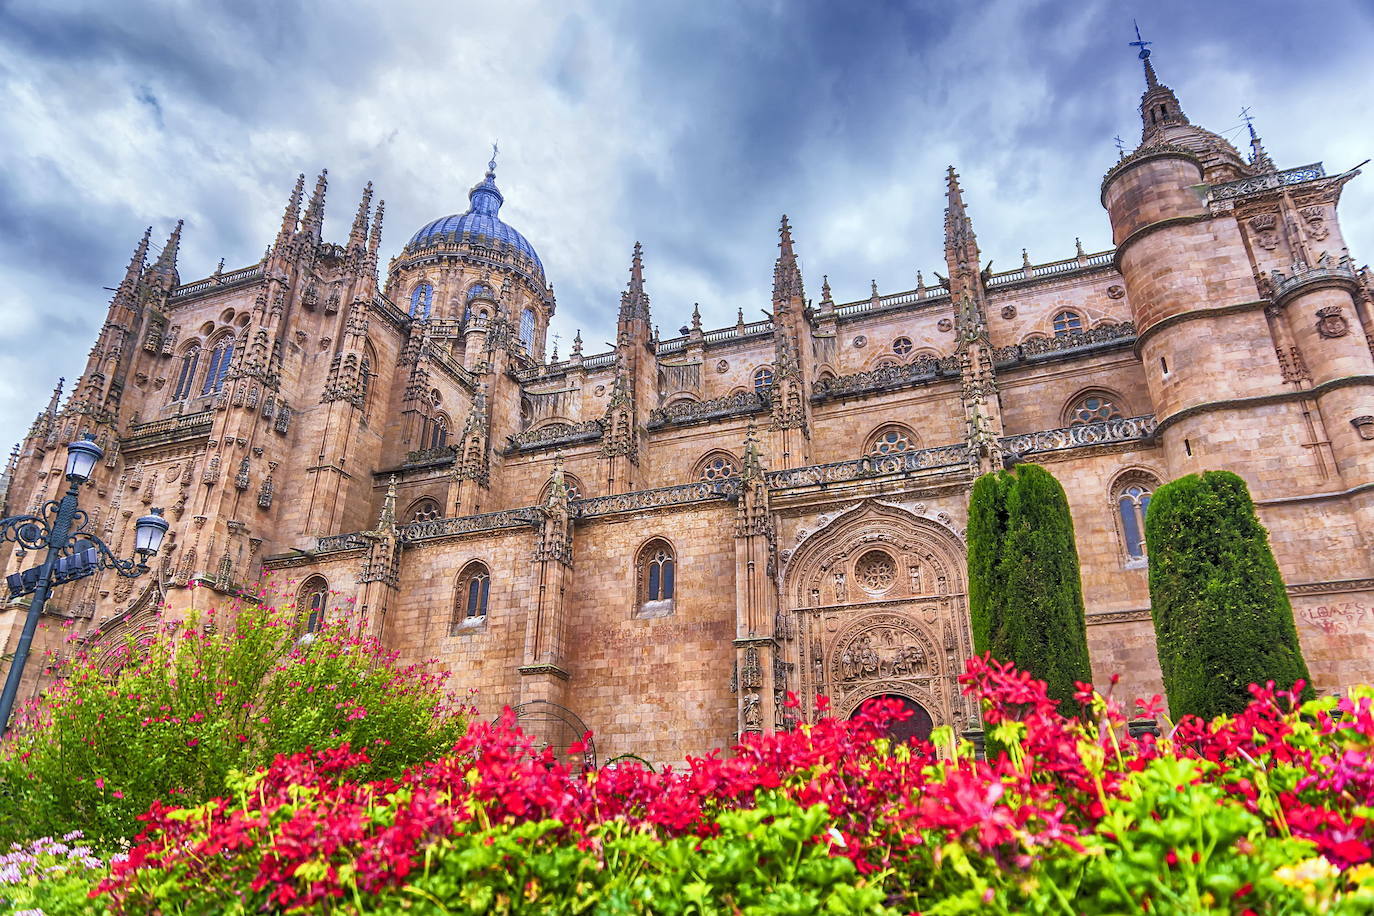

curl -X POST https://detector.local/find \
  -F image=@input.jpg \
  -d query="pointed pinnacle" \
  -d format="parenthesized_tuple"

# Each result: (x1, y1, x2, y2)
(821, 274, 832, 301)
(154, 220, 183, 271)
(349, 181, 373, 248)
(778, 214, 794, 256)
(47, 378, 64, 415)
(301, 168, 328, 237)
(278, 173, 306, 241)
(691, 302, 702, 330)
(125, 226, 151, 281)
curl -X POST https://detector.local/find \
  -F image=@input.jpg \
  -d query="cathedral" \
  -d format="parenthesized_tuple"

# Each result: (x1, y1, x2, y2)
(3, 46, 1373, 767)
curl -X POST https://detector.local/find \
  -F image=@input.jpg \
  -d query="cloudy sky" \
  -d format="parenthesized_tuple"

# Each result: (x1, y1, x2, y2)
(2, 0, 1372, 451)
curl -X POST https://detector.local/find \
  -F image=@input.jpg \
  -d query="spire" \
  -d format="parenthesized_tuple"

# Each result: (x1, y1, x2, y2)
(820, 274, 832, 304)
(366, 200, 385, 274)
(944, 166, 980, 282)
(301, 169, 328, 239)
(690, 302, 702, 332)
(276, 173, 305, 247)
(772, 215, 804, 307)
(348, 182, 373, 250)
(1131, 26, 1190, 143)
(145, 220, 183, 290)
(46, 377, 64, 418)
(376, 475, 398, 532)
(618, 241, 651, 325)
(1242, 109, 1276, 173)
(571, 329, 583, 358)
(467, 149, 504, 217)
(116, 227, 151, 298)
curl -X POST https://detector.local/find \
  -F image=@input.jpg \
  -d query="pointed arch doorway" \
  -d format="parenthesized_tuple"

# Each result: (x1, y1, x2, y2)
(851, 694, 935, 744)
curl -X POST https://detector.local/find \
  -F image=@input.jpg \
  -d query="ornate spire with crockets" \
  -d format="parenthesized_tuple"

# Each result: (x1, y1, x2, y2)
(1131, 24, 1190, 143)
(618, 241, 651, 326)
(276, 173, 305, 249)
(300, 169, 328, 239)
(1241, 108, 1277, 173)
(348, 182, 373, 251)
(771, 215, 804, 310)
(145, 220, 183, 291)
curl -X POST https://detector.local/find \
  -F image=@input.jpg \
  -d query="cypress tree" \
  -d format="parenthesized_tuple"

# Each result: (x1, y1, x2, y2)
(967, 463, 1093, 711)
(1145, 470, 1314, 720)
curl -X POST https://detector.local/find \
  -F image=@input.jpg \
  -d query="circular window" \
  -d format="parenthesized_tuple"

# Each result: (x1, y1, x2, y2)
(699, 455, 738, 481)
(1069, 395, 1123, 426)
(869, 428, 914, 456)
(855, 550, 897, 594)
(892, 336, 913, 356)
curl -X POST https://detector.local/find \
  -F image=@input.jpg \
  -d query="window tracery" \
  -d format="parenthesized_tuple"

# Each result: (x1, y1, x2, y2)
(1052, 310, 1084, 337)
(1065, 391, 1125, 427)
(866, 424, 918, 456)
(635, 538, 676, 618)
(424, 414, 449, 450)
(410, 282, 434, 319)
(201, 336, 234, 395)
(172, 346, 200, 401)
(452, 561, 490, 631)
(696, 452, 739, 482)
(1111, 471, 1160, 565)
(298, 576, 328, 635)
(407, 498, 442, 523)
(892, 336, 913, 356)
(752, 366, 774, 392)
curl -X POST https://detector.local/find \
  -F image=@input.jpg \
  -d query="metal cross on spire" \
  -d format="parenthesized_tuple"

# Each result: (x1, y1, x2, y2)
(1129, 19, 1152, 59)
(489, 141, 499, 172)
(1114, 135, 1126, 156)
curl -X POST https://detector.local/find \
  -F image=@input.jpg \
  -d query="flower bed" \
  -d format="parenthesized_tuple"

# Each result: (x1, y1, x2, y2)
(10, 657, 1374, 914)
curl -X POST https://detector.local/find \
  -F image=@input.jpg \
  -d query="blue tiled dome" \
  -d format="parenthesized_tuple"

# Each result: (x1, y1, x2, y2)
(406, 165, 543, 275)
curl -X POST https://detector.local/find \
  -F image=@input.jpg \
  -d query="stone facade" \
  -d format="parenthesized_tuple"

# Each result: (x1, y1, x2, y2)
(4, 53, 1374, 768)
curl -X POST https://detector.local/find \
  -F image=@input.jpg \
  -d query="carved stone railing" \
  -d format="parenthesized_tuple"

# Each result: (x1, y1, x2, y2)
(401, 507, 543, 542)
(581, 351, 618, 370)
(575, 479, 738, 519)
(765, 443, 973, 489)
(649, 390, 769, 428)
(1000, 415, 1157, 458)
(702, 319, 774, 344)
(985, 249, 1115, 287)
(403, 444, 458, 466)
(171, 263, 265, 300)
(506, 419, 603, 453)
(992, 321, 1136, 366)
(122, 410, 215, 451)
(811, 355, 957, 402)
(1269, 256, 1359, 304)
(316, 533, 369, 552)
(1209, 162, 1326, 203)
(833, 287, 947, 318)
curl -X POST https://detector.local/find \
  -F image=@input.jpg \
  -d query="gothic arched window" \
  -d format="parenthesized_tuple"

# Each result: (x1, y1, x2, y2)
(1065, 391, 1126, 427)
(425, 414, 449, 450)
(519, 308, 537, 351)
(358, 350, 373, 414)
(866, 424, 918, 457)
(1112, 471, 1160, 565)
(752, 366, 774, 392)
(540, 473, 584, 503)
(452, 561, 490, 631)
(635, 538, 676, 618)
(201, 336, 234, 396)
(407, 497, 442, 523)
(410, 282, 434, 319)
(298, 576, 329, 636)
(1052, 310, 1084, 338)
(172, 346, 200, 401)
(696, 452, 739, 482)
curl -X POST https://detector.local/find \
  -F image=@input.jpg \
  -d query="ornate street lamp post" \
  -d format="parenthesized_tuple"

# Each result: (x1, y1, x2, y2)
(0, 435, 168, 732)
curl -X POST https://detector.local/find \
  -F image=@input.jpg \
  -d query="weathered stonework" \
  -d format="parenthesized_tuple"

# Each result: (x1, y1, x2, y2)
(3, 52, 1373, 767)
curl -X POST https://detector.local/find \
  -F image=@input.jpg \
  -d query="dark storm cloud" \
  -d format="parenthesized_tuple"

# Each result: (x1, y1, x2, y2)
(1, 0, 1372, 454)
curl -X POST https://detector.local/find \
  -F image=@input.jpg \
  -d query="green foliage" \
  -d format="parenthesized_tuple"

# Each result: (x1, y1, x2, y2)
(0, 590, 466, 848)
(966, 463, 1092, 709)
(1145, 470, 1314, 720)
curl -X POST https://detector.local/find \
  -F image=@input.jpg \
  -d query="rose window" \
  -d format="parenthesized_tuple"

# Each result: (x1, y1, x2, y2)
(855, 550, 896, 594)
(700, 455, 738, 481)
(869, 428, 914, 456)
(1068, 395, 1123, 426)
(892, 336, 913, 356)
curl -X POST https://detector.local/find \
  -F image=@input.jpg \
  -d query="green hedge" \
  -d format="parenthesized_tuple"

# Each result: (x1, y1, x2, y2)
(1144, 470, 1314, 719)
(967, 463, 1092, 710)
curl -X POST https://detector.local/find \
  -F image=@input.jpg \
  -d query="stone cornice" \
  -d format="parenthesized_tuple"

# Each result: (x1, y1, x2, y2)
(1256, 481, 1374, 508)
(1099, 144, 1203, 205)
(1133, 299, 1266, 354)
(1154, 375, 1374, 436)
(1111, 214, 1210, 271)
